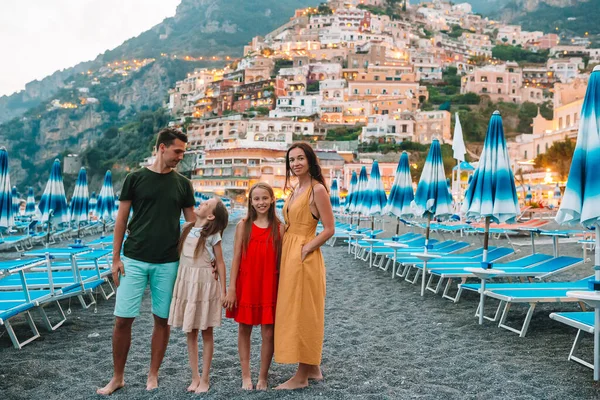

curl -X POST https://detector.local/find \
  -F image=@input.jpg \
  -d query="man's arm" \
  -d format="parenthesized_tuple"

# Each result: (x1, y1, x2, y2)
(111, 200, 131, 287)
(182, 206, 196, 223)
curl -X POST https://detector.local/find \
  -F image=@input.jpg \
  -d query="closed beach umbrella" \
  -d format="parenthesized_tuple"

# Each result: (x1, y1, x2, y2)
(412, 139, 453, 296)
(525, 185, 532, 201)
(553, 183, 561, 199)
(95, 170, 117, 227)
(0, 148, 14, 228)
(25, 187, 36, 217)
(364, 161, 387, 230)
(462, 110, 520, 324)
(345, 171, 358, 213)
(11, 186, 19, 217)
(39, 159, 69, 225)
(556, 66, 600, 381)
(384, 151, 414, 236)
(70, 167, 90, 226)
(89, 191, 97, 215)
(452, 112, 467, 197)
(355, 166, 369, 216)
(329, 179, 341, 212)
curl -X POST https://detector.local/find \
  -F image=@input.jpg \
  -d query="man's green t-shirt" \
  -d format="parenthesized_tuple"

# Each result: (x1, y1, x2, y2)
(120, 168, 195, 263)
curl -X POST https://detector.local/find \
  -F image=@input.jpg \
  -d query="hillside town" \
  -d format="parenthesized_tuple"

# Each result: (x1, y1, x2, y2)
(157, 0, 596, 202)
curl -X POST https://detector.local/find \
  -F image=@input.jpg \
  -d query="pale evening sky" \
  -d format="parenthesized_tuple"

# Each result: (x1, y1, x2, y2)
(0, 0, 181, 97)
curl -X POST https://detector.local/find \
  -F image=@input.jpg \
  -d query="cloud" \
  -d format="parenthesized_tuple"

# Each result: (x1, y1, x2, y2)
(0, 0, 180, 96)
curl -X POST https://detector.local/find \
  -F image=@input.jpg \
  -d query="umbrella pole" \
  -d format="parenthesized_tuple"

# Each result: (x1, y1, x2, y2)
(478, 217, 491, 325)
(421, 214, 432, 297)
(370, 216, 374, 232)
(395, 216, 400, 239)
(595, 223, 600, 381)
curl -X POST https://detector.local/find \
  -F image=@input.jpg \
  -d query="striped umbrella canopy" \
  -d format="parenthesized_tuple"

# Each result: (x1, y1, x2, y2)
(330, 179, 341, 212)
(88, 191, 97, 215)
(276, 198, 285, 210)
(39, 159, 69, 224)
(345, 171, 358, 213)
(384, 151, 414, 235)
(11, 186, 19, 217)
(363, 161, 387, 218)
(70, 167, 90, 224)
(355, 166, 370, 215)
(95, 170, 117, 222)
(412, 139, 453, 296)
(0, 148, 14, 228)
(25, 187, 36, 217)
(556, 66, 600, 381)
(462, 110, 519, 324)
(194, 191, 201, 207)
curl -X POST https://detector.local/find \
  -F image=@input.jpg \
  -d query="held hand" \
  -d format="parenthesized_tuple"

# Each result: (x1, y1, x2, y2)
(224, 288, 237, 310)
(112, 258, 125, 287)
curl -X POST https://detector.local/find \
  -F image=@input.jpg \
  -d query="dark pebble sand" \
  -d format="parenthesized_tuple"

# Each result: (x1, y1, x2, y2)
(1, 218, 600, 399)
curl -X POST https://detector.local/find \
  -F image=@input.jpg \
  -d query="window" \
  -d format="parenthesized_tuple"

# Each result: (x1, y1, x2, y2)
(496, 77, 503, 83)
(402, 125, 407, 133)
(482, 87, 488, 93)
(353, 88, 359, 94)
(300, 99, 305, 106)
(366, 89, 371, 94)
(559, 117, 563, 129)
(536, 144, 540, 156)
(566, 115, 571, 126)
(497, 88, 502, 94)
(524, 150, 528, 159)
(481, 76, 488, 82)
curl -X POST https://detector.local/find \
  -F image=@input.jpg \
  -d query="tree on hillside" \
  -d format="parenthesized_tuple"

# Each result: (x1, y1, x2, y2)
(534, 139, 576, 181)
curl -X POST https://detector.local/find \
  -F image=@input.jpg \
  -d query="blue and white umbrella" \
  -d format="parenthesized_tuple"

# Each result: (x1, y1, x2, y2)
(412, 139, 453, 296)
(384, 151, 414, 236)
(39, 159, 69, 225)
(95, 170, 117, 227)
(355, 166, 370, 216)
(345, 171, 358, 213)
(462, 110, 519, 324)
(194, 191, 201, 207)
(553, 183, 562, 199)
(25, 187, 36, 217)
(525, 185, 532, 201)
(89, 191, 97, 215)
(70, 167, 90, 227)
(11, 186, 19, 217)
(0, 148, 14, 228)
(556, 66, 600, 380)
(330, 179, 341, 212)
(364, 161, 387, 229)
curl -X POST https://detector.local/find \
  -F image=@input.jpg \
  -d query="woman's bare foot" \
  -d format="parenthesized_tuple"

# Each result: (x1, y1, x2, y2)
(307, 366, 323, 381)
(96, 377, 125, 395)
(146, 374, 158, 391)
(256, 379, 268, 390)
(242, 377, 253, 390)
(274, 376, 308, 390)
(195, 379, 210, 393)
(187, 377, 201, 392)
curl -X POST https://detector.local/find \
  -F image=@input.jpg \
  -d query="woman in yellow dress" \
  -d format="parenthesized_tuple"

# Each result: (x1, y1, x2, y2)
(274, 142, 335, 390)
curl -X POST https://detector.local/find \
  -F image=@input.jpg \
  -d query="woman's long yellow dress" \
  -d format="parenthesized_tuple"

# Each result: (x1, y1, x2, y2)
(274, 184, 326, 366)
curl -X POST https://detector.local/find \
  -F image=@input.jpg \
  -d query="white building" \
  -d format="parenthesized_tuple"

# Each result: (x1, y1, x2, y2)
(547, 58, 585, 83)
(360, 114, 415, 143)
(269, 94, 322, 118)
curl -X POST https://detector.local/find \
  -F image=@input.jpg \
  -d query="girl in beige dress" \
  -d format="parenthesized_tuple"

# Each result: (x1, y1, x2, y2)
(168, 198, 229, 393)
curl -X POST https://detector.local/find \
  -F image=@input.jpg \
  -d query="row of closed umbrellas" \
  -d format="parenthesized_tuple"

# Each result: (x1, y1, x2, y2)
(329, 66, 600, 381)
(0, 155, 118, 229)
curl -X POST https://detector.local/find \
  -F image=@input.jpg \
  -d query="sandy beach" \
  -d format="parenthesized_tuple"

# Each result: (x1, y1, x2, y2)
(2, 218, 600, 399)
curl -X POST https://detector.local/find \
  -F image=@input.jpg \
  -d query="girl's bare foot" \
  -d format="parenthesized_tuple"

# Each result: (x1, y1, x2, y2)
(242, 377, 253, 390)
(96, 377, 125, 395)
(195, 380, 210, 393)
(187, 377, 201, 392)
(146, 374, 158, 391)
(256, 379, 268, 390)
(274, 376, 308, 390)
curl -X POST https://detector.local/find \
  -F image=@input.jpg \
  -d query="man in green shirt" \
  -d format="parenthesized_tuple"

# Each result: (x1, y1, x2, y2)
(98, 128, 196, 395)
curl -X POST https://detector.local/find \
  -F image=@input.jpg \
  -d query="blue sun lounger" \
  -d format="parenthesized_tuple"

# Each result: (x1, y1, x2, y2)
(378, 241, 471, 272)
(426, 253, 554, 300)
(550, 311, 595, 370)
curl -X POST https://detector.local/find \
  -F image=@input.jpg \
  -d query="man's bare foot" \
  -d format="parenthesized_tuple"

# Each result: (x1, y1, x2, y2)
(96, 377, 125, 396)
(195, 380, 210, 393)
(242, 377, 253, 390)
(187, 377, 201, 392)
(307, 366, 323, 381)
(274, 376, 308, 390)
(256, 379, 268, 390)
(146, 374, 158, 391)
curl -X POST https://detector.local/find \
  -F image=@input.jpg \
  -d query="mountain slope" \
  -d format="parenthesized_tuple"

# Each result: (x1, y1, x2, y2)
(0, 0, 318, 124)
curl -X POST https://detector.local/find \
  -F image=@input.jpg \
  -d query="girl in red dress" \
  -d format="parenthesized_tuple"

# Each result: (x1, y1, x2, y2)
(224, 182, 283, 390)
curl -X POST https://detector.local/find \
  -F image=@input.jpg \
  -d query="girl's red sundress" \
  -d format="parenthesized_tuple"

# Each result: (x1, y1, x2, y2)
(226, 222, 279, 325)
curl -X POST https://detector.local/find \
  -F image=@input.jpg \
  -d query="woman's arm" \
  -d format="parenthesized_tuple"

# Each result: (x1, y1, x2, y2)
(224, 221, 244, 309)
(302, 184, 335, 261)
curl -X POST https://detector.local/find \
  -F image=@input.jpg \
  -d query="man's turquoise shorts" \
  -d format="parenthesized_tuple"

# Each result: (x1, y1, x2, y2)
(114, 256, 179, 319)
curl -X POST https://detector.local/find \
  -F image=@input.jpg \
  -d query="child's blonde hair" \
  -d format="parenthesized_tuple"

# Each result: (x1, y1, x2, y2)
(179, 198, 229, 258)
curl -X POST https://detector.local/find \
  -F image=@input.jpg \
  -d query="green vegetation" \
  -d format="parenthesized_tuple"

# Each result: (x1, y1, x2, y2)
(492, 46, 549, 64)
(534, 138, 576, 181)
(326, 126, 362, 141)
(509, 1, 600, 37)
